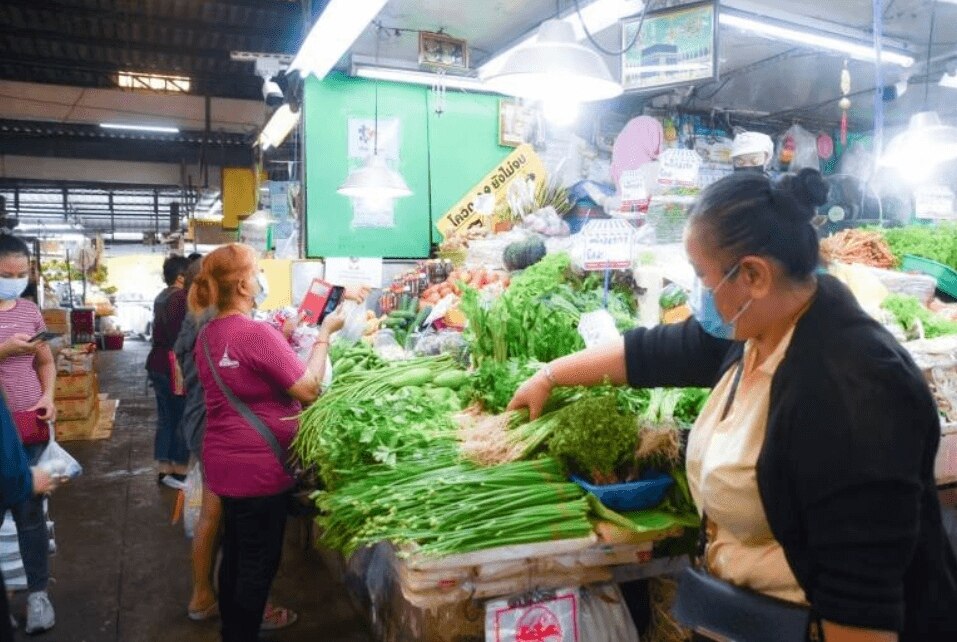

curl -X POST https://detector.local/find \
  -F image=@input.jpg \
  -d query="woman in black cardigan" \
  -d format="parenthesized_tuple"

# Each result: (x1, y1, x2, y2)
(509, 169, 957, 641)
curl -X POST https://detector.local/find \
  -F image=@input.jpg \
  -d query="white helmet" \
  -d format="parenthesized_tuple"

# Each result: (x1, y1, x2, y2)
(732, 131, 774, 168)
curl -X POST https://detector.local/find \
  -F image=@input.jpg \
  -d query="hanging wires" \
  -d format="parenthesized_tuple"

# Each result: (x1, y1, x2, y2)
(572, 0, 655, 57)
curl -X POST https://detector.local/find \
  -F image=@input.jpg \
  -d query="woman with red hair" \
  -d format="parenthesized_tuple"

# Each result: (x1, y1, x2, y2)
(189, 243, 342, 642)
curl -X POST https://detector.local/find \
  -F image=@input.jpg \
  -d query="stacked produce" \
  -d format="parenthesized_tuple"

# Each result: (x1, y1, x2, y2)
(820, 229, 896, 269)
(315, 456, 592, 557)
(882, 294, 957, 339)
(461, 253, 636, 364)
(293, 355, 468, 488)
(879, 224, 957, 269)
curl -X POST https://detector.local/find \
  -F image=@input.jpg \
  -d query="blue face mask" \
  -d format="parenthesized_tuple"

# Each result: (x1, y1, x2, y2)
(0, 277, 29, 301)
(688, 264, 751, 341)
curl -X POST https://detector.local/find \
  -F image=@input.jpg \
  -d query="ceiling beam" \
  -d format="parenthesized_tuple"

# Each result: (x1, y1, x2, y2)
(0, 25, 267, 61)
(0, 0, 299, 43)
(0, 52, 262, 97)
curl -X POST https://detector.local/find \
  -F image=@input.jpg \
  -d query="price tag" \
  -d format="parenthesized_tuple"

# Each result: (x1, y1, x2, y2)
(580, 220, 635, 271)
(915, 186, 956, 220)
(618, 170, 650, 211)
(657, 148, 701, 187)
(324, 257, 384, 288)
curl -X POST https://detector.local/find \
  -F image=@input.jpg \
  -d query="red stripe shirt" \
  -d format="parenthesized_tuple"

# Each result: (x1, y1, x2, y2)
(0, 299, 46, 412)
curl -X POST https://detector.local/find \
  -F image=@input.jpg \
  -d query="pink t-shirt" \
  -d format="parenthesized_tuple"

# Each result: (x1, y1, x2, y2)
(195, 315, 306, 498)
(0, 300, 46, 412)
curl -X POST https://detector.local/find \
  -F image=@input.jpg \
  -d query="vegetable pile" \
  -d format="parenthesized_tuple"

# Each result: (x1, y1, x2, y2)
(878, 224, 957, 270)
(315, 456, 592, 557)
(882, 294, 957, 339)
(461, 253, 637, 364)
(820, 229, 896, 269)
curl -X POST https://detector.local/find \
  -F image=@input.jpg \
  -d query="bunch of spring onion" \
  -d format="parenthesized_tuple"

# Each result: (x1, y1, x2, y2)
(314, 455, 593, 557)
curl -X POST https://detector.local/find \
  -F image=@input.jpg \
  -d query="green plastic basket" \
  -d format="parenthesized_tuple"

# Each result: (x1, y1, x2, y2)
(902, 255, 957, 299)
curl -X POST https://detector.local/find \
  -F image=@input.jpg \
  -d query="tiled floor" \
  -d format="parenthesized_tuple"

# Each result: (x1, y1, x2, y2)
(26, 339, 372, 642)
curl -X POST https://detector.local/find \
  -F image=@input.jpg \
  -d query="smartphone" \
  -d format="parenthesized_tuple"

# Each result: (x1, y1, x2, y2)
(29, 331, 61, 343)
(298, 280, 345, 326)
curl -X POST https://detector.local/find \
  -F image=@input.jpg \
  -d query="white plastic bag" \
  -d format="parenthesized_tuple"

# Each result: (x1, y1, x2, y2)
(578, 310, 621, 348)
(183, 463, 203, 539)
(36, 435, 82, 482)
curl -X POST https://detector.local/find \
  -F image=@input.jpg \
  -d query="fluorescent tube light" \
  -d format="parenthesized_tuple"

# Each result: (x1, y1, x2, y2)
(719, 11, 915, 68)
(100, 123, 179, 134)
(289, 0, 389, 79)
(353, 66, 490, 92)
(258, 104, 301, 151)
(480, 0, 643, 78)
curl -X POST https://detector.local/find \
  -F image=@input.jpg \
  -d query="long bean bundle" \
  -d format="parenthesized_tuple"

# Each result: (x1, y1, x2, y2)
(315, 456, 593, 557)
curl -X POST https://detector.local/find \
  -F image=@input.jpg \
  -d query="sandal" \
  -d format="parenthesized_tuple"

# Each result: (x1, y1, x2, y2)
(187, 602, 219, 621)
(260, 604, 297, 631)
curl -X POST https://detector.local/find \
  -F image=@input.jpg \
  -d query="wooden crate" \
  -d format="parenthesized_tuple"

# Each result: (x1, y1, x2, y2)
(55, 394, 96, 421)
(55, 402, 99, 442)
(936, 425, 957, 486)
(54, 372, 97, 399)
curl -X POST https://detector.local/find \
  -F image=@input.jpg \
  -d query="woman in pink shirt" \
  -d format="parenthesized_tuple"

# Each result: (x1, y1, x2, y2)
(188, 244, 341, 642)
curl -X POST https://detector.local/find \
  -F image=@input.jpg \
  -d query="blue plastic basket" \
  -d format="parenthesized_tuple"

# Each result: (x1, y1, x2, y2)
(572, 472, 674, 512)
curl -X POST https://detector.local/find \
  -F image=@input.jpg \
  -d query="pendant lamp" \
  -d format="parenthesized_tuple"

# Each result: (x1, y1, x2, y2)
(483, 19, 622, 102)
(338, 79, 412, 200)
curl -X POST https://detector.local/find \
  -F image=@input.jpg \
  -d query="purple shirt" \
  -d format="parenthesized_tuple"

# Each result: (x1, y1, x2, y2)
(0, 300, 46, 412)
(195, 315, 306, 498)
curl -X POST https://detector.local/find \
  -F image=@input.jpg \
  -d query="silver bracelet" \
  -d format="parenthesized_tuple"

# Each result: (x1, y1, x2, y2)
(540, 364, 558, 386)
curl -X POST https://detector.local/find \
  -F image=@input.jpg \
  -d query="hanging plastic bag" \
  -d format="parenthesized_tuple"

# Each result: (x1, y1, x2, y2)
(36, 428, 83, 483)
(183, 463, 204, 539)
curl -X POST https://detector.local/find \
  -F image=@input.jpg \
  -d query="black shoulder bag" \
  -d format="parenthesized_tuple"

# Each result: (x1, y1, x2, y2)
(672, 362, 820, 642)
(201, 336, 317, 516)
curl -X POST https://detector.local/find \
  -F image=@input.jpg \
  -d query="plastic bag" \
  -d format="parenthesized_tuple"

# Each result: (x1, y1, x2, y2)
(578, 310, 621, 348)
(183, 463, 203, 539)
(36, 439, 82, 482)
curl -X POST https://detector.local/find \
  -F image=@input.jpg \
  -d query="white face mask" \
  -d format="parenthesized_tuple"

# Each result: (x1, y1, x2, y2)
(0, 277, 29, 301)
(254, 272, 269, 308)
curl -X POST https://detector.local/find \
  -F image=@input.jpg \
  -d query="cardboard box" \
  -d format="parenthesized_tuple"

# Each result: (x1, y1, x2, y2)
(936, 427, 957, 486)
(55, 372, 96, 399)
(55, 408, 98, 442)
(56, 394, 96, 421)
(41, 308, 69, 327)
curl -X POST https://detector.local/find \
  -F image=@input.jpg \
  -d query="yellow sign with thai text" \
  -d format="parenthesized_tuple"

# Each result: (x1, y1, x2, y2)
(437, 144, 546, 238)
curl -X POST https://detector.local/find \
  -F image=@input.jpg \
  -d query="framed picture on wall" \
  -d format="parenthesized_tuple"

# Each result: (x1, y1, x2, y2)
(498, 99, 537, 147)
(621, 1, 718, 92)
(418, 32, 469, 70)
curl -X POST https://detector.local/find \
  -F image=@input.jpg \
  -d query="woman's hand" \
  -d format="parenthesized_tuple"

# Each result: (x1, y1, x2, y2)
(29, 394, 56, 422)
(507, 371, 554, 420)
(319, 307, 347, 339)
(0, 333, 40, 360)
(31, 467, 56, 495)
(344, 286, 371, 303)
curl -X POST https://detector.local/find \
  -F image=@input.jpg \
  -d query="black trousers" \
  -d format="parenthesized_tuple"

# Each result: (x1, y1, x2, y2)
(0, 569, 11, 642)
(218, 493, 288, 642)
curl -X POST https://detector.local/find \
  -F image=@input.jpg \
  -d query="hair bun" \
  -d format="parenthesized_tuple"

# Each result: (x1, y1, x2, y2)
(793, 168, 829, 208)
(772, 168, 829, 224)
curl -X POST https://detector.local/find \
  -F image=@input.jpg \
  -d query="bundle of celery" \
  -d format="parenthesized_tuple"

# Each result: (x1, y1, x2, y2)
(314, 456, 593, 557)
(293, 355, 469, 489)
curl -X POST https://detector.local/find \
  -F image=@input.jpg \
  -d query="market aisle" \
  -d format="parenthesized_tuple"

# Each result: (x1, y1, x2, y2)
(34, 339, 372, 642)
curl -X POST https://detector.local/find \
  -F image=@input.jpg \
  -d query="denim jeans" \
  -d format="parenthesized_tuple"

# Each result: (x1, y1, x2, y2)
(219, 493, 288, 642)
(148, 371, 190, 466)
(1, 444, 49, 593)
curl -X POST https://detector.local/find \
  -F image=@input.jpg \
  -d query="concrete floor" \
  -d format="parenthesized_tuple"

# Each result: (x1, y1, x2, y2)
(24, 339, 372, 642)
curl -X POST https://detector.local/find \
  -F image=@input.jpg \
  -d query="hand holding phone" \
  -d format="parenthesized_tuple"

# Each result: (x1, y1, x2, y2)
(29, 331, 62, 343)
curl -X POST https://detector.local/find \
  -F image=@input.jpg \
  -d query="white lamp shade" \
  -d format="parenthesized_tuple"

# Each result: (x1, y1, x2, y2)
(338, 154, 412, 200)
(882, 111, 957, 168)
(484, 20, 622, 102)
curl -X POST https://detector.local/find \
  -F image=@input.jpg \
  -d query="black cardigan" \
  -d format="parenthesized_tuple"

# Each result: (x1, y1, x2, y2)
(624, 275, 957, 640)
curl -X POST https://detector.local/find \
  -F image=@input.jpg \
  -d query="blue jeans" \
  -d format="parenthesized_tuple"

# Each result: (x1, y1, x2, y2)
(149, 371, 190, 466)
(1, 444, 49, 593)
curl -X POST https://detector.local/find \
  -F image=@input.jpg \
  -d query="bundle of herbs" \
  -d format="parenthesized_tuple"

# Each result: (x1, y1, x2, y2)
(293, 355, 468, 489)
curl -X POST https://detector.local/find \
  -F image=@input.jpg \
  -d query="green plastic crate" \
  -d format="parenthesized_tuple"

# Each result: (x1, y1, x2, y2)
(902, 255, 957, 299)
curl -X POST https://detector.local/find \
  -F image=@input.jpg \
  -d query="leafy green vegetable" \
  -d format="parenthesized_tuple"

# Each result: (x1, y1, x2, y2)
(546, 394, 640, 484)
(878, 224, 957, 270)
(882, 294, 957, 339)
(466, 358, 542, 413)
